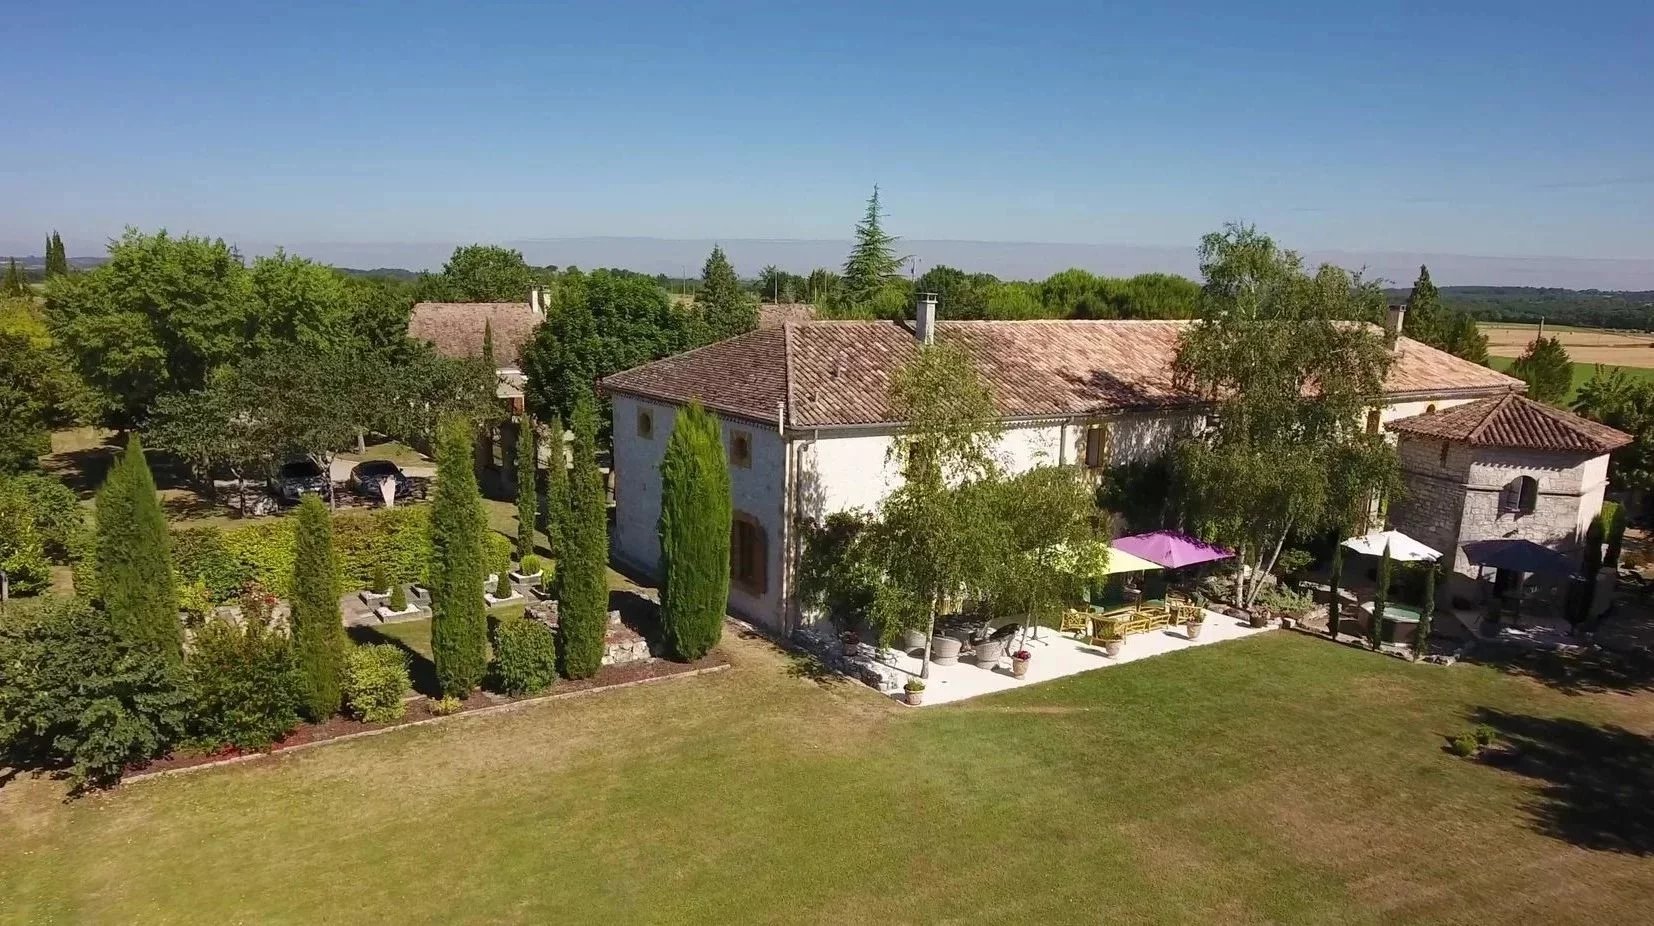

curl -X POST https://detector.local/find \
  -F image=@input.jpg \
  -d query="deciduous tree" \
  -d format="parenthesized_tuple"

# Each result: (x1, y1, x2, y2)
(558, 394, 609, 678)
(423, 244, 535, 302)
(428, 417, 488, 696)
(1173, 224, 1399, 608)
(93, 435, 181, 663)
(657, 403, 731, 660)
(289, 495, 346, 719)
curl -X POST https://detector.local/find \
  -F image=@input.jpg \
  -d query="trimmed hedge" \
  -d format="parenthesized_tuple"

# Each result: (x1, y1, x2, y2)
(173, 507, 431, 603)
(491, 615, 559, 695)
(344, 645, 411, 724)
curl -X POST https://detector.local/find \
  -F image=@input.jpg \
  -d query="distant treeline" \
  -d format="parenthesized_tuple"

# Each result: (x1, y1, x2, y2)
(1382, 286, 1654, 331)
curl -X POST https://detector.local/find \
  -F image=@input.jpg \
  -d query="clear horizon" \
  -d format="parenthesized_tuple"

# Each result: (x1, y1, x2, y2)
(5, 1, 1651, 284)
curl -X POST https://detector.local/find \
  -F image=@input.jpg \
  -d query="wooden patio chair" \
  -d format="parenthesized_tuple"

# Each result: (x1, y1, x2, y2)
(1060, 608, 1091, 635)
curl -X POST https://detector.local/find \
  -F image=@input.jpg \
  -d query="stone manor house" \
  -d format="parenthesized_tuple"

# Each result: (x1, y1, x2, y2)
(596, 296, 1626, 632)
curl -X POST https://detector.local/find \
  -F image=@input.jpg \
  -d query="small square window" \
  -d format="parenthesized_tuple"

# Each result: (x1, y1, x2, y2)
(637, 409, 653, 439)
(730, 431, 752, 468)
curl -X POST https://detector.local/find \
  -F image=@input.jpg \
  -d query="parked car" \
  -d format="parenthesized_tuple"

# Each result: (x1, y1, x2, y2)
(350, 459, 412, 501)
(269, 458, 329, 503)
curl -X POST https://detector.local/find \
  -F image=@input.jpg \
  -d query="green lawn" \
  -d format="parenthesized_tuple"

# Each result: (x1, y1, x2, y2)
(3, 633, 1652, 924)
(1488, 355, 1654, 402)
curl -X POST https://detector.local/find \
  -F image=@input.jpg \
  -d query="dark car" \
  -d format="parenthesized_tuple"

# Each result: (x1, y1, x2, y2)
(269, 458, 329, 503)
(350, 460, 412, 501)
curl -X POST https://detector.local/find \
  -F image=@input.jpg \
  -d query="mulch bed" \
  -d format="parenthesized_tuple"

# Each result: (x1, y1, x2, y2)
(127, 652, 730, 779)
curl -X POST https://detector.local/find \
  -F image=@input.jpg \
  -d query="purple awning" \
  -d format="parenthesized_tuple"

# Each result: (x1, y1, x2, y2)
(1112, 531, 1234, 570)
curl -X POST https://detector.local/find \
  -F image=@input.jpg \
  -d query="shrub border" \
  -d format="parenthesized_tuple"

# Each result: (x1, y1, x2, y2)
(123, 661, 731, 785)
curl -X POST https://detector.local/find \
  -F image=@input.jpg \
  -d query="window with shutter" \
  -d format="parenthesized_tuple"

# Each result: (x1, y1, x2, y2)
(730, 513, 768, 593)
(1084, 425, 1107, 469)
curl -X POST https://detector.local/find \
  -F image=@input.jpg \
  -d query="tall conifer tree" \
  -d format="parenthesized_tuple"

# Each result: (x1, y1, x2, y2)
(289, 494, 346, 719)
(841, 186, 903, 303)
(695, 246, 758, 344)
(1, 259, 26, 296)
(657, 403, 732, 660)
(515, 420, 538, 560)
(45, 232, 69, 278)
(429, 416, 488, 696)
(559, 394, 609, 678)
(542, 413, 568, 559)
(481, 319, 495, 368)
(94, 435, 181, 662)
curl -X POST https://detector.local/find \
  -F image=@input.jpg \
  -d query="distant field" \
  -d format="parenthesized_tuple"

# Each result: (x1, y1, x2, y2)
(1481, 322, 1654, 369)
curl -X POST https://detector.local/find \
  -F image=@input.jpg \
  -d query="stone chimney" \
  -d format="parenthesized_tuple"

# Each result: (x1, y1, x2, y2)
(1385, 302, 1406, 346)
(915, 292, 938, 345)
(530, 286, 545, 316)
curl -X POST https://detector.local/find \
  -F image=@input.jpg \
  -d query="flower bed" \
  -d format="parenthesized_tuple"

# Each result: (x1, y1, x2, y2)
(125, 652, 730, 780)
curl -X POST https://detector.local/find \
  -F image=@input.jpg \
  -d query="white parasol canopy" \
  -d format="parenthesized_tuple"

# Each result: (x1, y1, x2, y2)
(1341, 529, 1441, 563)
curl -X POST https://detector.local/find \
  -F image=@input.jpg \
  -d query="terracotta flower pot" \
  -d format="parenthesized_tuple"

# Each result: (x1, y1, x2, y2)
(1103, 639, 1123, 658)
(1186, 622, 1204, 641)
(1011, 656, 1030, 678)
(906, 688, 925, 706)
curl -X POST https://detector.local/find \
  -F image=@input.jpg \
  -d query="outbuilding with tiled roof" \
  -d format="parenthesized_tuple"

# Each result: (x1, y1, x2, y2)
(1385, 392, 1629, 600)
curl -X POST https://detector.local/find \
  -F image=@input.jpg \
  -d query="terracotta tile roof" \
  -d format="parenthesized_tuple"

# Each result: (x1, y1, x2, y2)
(1386, 393, 1631, 454)
(758, 303, 817, 328)
(601, 326, 789, 425)
(408, 302, 540, 367)
(601, 319, 1524, 429)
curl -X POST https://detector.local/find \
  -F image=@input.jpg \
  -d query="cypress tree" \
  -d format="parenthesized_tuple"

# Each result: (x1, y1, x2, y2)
(94, 434, 181, 662)
(1416, 562, 1436, 661)
(657, 403, 732, 660)
(515, 420, 538, 560)
(429, 417, 488, 696)
(45, 232, 69, 278)
(542, 413, 568, 559)
(1, 259, 27, 296)
(482, 319, 496, 368)
(559, 394, 609, 678)
(1370, 542, 1391, 651)
(289, 494, 346, 719)
(1326, 540, 1343, 639)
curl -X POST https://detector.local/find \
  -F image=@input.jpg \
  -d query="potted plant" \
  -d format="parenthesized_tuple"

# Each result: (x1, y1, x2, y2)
(1185, 609, 1207, 640)
(1100, 628, 1124, 658)
(1010, 649, 1031, 678)
(1248, 609, 1269, 629)
(904, 678, 925, 706)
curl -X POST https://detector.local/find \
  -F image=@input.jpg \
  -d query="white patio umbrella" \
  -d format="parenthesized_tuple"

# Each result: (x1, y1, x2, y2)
(1341, 529, 1441, 563)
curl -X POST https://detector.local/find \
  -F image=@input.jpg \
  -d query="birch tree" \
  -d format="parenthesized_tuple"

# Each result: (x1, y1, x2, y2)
(1172, 224, 1397, 607)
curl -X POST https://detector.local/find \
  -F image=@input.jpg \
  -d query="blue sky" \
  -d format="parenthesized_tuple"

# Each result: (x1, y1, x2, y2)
(5, 0, 1652, 269)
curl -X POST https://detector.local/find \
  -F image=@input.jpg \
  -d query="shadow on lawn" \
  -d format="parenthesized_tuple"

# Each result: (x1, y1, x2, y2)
(1467, 641, 1654, 698)
(348, 625, 441, 698)
(1471, 707, 1654, 856)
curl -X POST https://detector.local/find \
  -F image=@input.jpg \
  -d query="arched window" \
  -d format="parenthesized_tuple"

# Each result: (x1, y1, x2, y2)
(1425, 403, 1438, 415)
(730, 512, 768, 594)
(1500, 475, 1539, 515)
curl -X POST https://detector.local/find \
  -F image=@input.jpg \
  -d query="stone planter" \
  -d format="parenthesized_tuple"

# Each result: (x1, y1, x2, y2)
(974, 638, 1007, 669)
(1103, 639, 1123, 658)
(901, 627, 928, 654)
(374, 602, 421, 622)
(509, 569, 543, 585)
(906, 688, 925, 706)
(410, 583, 432, 600)
(1186, 621, 1205, 641)
(930, 635, 963, 666)
(357, 589, 390, 607)
(1248, 611, 1269, 629)
(1011, 655, 1030, 679)
(484, 590, 525, 607)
